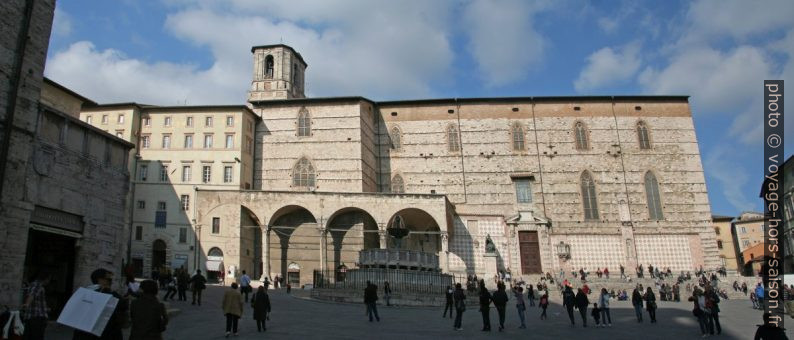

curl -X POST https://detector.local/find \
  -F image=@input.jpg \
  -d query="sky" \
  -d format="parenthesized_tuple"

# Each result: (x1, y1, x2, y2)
(44, 0, 793, 217)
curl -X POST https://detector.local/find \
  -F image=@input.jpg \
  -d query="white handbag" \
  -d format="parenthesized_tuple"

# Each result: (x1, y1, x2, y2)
(2, 310, 24, 337)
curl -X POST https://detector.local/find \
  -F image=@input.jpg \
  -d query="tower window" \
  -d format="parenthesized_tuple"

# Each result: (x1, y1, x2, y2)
(511, 123, 525, 151)
(447, 124, 460, 152)
(637, 121, 651, 149)
(581, 170, 599, 220)
(391, 174, 405, 193)
(390, 126, 401, 150)
(265, 55, 274, 78)
(645, 171, 664, 220)
(574, 121, 589, 150)
(297, 107, 311, 137)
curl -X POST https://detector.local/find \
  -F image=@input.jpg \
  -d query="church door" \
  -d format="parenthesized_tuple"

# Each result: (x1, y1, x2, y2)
(518, 231, 542, 274)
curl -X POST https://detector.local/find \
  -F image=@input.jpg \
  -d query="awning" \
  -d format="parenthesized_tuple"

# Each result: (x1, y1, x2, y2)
(206, 260, 224, 272)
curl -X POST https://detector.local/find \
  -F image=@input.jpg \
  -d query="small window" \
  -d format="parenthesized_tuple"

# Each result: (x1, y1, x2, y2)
(137, 200, 145, 209)
(714, 227, 720, 235)
(162, 135, 171, 149)
(514, 179, 532, 203)
(202, 165, 211, 183)
(186, 116, 193, 127)
(101, 115, 108, 124)
(118, 115, 125, 124)
(182, 166, 191, 182)
(717, 240, 723, 249)
(180, 195, 190, 211)
(179, 228, 187, 243)
(744, 240, 749, 247)
(741, 227, 746, 234)
(574, 122, 589, 150)
(86, 116, 93, 124)
(164, 116, 172, 127)
(226, 116, 234, 127)
(511, 123, 525, 151)
(225, 134, 234, 149)
(447, 124, 460, 152)
(212, 217, 220, 234)
(390, 127, 401, 150)
(224, 166, 233, 183)
(143, 117, 150, 127)
(155, 211, 166, 229)
(637, 121, 651, 149)
(264, 55, 274, 78)
(135, 226, 143, 241)
(116, 131, 124, 138)
(160, 165, 168, 182)
(157, 201, 166, 211)
(141, 135, 150, 148)
(297, 107, 311, 137)
(140, 165, 148, 181)
(184, 135, 193, 148)
(391, 174, 404, 193)
(204, 134, 213, 148)
(205, 116, 213, 127)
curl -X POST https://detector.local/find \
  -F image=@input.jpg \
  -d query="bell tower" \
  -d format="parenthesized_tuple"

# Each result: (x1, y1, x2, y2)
(247, 44, 307, 102)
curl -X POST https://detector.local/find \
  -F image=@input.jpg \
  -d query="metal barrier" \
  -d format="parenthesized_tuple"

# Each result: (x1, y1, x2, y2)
(313, 268, 454, 295)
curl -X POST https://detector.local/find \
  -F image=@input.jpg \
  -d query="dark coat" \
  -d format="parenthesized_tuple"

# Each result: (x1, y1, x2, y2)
(632, 290, 644, 307)
(644, 291, 657, 311)
(129, 294, 167, 340)
(562, 288, 576, 308)
(189, 274, 206, 291)
(364, 285, 378, 304)
(445, 289, 453, 302)
(251, 291, 271, 320)
(479, 290, 492, 311)
(491, 290, 508, 308)
(453, 288, 466, 310)
(575, 291, 589, 309)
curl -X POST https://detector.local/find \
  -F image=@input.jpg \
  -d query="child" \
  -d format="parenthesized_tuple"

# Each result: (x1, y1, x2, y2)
(539, 293, 549, 320)
(591, 303, 601, 327)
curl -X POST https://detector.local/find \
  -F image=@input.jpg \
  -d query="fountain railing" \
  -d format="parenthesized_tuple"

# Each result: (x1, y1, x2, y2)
(358, 248, 439, 270)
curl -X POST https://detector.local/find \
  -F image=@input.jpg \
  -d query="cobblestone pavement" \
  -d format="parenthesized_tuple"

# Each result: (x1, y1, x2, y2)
(46, 284, 793, 339)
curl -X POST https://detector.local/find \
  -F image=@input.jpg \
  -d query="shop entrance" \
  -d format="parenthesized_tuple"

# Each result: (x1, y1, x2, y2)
(23, 229, 76, 319)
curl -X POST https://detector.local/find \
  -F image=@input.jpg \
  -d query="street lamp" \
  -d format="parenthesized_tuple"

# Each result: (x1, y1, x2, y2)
(556, 241, 571, 260)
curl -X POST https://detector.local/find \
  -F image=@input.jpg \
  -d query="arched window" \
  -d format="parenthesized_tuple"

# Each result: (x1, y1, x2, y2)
(574, 121, 589, 150)
(292, 64, 298, 86)
(391, 174, 404, 193)
(264, 55, 274, 79)
(511, 123, 525, 151)
(297, 107, 311, 137)
(208, 247, 223, 257)
(637, 121, 651, 149)
(581, 171, 599, 220)
(390, 126, 401, 150)
(447, 124, 460, 152)
(292, 157, 316, 188)
(644, 171, 664, 220)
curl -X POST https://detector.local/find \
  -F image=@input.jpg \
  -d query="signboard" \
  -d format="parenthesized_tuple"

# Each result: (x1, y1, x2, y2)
(30, 205, 84, 234)
(57, 288, 119, 336)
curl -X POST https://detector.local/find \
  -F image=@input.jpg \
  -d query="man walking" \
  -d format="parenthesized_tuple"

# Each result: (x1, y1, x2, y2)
(240, 270, 252, 302)
(364, 281, 380, 322)
(491, 282, 508, 331)
(21, 272, 50, 340)
(190, 269, 207, 306)
(562, 286, 576, 326)
(443, 285, 454, 318)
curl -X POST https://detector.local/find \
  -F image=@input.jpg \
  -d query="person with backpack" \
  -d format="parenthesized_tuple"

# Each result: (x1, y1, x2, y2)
(632, 288, 644, 322)
(491, 282, 509, 331)
(575, 288, 589, 327)
(539, 292, 549, 320)
(599, 288, 612, 327)
(562, 285, 576, 326)
(189, 269, 207, 306)
(478, 282, 493, 331)
(453, 283, 466, 331)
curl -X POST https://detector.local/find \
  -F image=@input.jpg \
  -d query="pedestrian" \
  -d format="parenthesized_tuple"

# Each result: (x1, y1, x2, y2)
(130, 280, 168, 340)
(644, 287, 657, 323)
(240, 270, 252, 303)
(21, 272, 50, 340)
(177, 269, 189, 301)
(690, 288, 710, 337)
(453, 283, 466, 331)
(384, 281, 392, 307)
(513, 285, 527, 329)
(125, 275, 140, 298)
(563, 285, 576, 326)
(189, 269, 207, 306)
(443, 285, 454, 318)
(162, 274, 177, 301)
(479, 282, 492, 331)
(599, 288, 612, 327)
(73, 268, 129, 340)
(222, 283, 243, 337)
(539, 292, 549, 320)
(705, 286, 721, 335)
(575, 288, 589, 327)
(527, 284, 535, 306)
(491, 282, 508, 331)
(364, 281, 380, 322)
(756, 283, 766, 310)
(632, 288, 644, 322)
(251, 286, 271, 332)
(591, 303, 601, 327)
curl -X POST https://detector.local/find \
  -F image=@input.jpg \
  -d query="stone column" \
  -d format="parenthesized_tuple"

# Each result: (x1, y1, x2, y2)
(260, 226, 270, 282)
(379, 226, 388, 249)
(319, 226, 327, 273)
(440, 232, 449, 272)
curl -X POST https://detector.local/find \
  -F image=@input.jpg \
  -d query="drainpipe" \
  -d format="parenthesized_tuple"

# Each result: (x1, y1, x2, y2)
(455, 98, 467, 202)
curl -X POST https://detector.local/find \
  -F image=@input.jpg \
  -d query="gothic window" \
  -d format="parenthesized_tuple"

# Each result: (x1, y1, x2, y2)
(264, 55, 274, 78)
(581, 171, 599, 220)
(637, 121, 651, 149)
(447, 124, 460, 152)
(292, 157, 316, 188)
(297, 107, 311, 137)
(512, 123, 525, 151)
(645, 171, 664, 220)
(390, 126, 401, 150)
(574, 121, 589, 150)
(391, 174, 404, 193)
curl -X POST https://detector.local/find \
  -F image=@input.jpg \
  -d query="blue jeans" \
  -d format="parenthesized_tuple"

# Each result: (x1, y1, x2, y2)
(633, 304, 643, 321)
(516, 304, 526, 327)
(601, 308, 612, 324)
(367, 302, 380, 321)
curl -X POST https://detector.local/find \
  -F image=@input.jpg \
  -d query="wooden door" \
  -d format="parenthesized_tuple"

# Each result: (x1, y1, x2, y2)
(518, 231, 542, 274)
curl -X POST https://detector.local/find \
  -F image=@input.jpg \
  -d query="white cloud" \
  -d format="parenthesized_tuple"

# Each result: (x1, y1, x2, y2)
(52, 7, 72, 37)
(597, 17, 618, 34)
(681, 0, 794, 44)
(703, 146, 758, 212)
(462, 0, 549, 87)
(574, 42, 641, 92)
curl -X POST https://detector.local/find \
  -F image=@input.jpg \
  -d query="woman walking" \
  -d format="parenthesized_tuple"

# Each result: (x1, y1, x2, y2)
(222, 283, 244, 337)
(527, 284, 535, 307)
(644, 287, 658, 323)
(599, 288, 612, 327)
(251, 286, 271, 332)
(491, 282, 509, 331)
(632, 288, 644, 322)
(690, 288, 710, 337)
(130, 280, 168, 340)
(513, 285, 527, 329)
(575, 288, 589, 327)
(562, 286, 576, 326)
(539, 292, 549, 320)
(453, 283, 466, 331)
(384, 281, 392, 307)
(478, 282, 493, 331)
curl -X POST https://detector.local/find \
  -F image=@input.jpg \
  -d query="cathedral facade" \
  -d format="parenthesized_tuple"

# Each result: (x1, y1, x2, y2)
(192, 44, 719, 286)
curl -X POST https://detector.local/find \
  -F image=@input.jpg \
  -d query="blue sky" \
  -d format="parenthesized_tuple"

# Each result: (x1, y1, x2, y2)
(45, 0, 793, 216)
